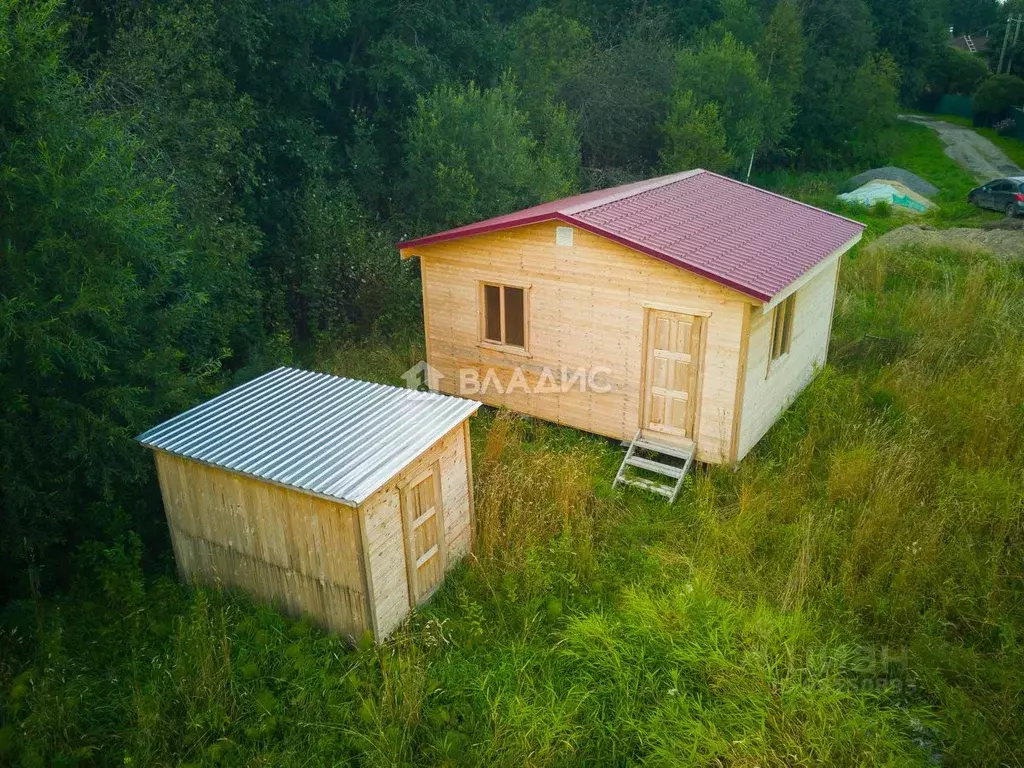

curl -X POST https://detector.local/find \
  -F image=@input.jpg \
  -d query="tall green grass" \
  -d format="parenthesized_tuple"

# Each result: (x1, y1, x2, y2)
(3, 243, 1024, 765)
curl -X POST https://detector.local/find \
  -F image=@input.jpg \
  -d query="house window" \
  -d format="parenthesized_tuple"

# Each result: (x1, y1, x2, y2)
(482, 283, 527, 349)
(770, 294, 796, 362)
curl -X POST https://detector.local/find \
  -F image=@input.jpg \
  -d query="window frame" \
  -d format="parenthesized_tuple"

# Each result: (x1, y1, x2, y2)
(768, 293, 796, 370)
(479, 281, 531, 355)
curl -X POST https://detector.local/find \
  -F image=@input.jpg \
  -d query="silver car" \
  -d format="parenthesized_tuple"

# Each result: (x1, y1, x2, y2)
(968, 176, 1024, 217)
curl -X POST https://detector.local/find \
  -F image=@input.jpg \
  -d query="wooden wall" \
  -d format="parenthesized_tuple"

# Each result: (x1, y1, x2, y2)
(408, 221, 754, 463)
(736, 256, 841, 459)
(358, 422, 473, 638)
(154, 452, 370, 640)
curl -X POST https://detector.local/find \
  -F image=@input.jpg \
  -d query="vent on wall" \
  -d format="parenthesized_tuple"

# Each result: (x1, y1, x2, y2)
(555, 226, 574, 247)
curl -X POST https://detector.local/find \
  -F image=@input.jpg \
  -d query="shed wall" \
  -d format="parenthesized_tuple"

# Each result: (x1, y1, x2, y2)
(736, 257, 840, 459)
(410, 221, 752, 463)
(359, 422, 473, 638)
(154, 453, 370, 639)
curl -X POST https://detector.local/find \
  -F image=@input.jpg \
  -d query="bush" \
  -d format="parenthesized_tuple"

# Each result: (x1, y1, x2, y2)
(973, 73, 1024, 125)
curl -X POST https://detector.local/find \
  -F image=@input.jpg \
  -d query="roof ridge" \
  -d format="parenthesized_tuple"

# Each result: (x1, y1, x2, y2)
(560, 169, 706, 215)
(699, 170, 865, 229)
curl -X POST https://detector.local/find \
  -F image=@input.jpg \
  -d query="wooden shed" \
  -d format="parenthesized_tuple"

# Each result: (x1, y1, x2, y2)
(398, 170, 864, 499)
(137, 367, 480, 642)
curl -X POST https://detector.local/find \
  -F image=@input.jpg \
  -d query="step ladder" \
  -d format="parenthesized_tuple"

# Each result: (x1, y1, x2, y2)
(613, 431, 696, 503)
(965, 34, 977, 53)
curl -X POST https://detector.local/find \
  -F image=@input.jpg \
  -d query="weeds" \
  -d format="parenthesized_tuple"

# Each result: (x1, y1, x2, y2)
(3, 244, 1024, 764)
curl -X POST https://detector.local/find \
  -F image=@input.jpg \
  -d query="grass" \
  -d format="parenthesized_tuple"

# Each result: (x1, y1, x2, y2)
(3, 238, 1024, 766)
(756, 119, 1007, 237)
(3, 129, 1024, 765)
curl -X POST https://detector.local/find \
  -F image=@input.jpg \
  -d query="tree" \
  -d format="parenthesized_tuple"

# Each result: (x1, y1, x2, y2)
(974, 73, 1024, 124)
(926, 46, 990, 98)
(709, 0, 764, 47)
(755, 0, 805, 164)
(403, 77, 580, 232)
(508, 7, 593, 130)
(560, 16, 676, 172)
(845, 52, 902, 162)
(948, 0, 1000, 35)
(865, 0, 945, 101)
(659, 91, 734, 172)
(672, 33, 774, 172)
(98, 0, 263, 363)
(0, 0, 237, 596)
(788, 0, 900, 167)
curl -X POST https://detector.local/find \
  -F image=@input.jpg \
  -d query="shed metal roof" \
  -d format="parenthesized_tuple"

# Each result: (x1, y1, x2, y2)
(397, 169, 865, 302)
(137, 367, 480, 506)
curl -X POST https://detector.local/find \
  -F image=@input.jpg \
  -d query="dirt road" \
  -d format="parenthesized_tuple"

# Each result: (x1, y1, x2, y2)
(899, 114, 1022, 182)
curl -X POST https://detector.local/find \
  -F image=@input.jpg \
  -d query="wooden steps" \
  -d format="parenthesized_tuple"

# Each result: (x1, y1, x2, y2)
(613, 431, 696, 503)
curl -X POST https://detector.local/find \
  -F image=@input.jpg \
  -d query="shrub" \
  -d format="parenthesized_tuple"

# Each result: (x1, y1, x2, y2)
(973, 73, 1024, 125)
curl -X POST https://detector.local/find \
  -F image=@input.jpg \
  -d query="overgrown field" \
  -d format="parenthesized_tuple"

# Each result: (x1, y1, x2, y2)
(3, 235, 1023, 765)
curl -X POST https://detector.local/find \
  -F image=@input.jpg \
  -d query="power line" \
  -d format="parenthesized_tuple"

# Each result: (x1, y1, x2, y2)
(997, 15, 1024, 75)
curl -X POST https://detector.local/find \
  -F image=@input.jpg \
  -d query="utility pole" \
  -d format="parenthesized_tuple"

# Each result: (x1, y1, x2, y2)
(999, 16, 1014, 74)
(1010, 16, 1024, 75)
(998, 15, 1024, 75)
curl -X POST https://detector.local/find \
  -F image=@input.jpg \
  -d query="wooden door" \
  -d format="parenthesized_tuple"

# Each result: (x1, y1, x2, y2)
(641, 310, 704, 443)
(402, 464, 446, 604)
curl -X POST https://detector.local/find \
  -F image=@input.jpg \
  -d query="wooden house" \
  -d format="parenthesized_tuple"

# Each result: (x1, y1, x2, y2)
(137, 367, 480, 642)
(398, 170, 864, 499)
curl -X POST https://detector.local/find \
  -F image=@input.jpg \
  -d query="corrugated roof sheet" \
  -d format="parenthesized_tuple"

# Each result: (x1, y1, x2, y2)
(397, 169, 865, 302)
(137, 367, 480, 506)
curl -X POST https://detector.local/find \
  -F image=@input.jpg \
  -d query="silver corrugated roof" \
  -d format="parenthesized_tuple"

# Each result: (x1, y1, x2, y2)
(137, 367, 480, 506)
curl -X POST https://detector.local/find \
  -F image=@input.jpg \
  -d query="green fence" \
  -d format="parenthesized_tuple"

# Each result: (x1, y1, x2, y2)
(936, 94, 974, 119)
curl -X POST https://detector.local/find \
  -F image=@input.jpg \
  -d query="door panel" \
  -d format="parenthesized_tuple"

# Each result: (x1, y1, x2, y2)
(642, 310, 704, 443)
(402, 464, 446, 604)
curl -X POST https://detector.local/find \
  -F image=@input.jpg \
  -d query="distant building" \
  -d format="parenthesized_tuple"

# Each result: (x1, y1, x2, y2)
(951, 34, 989, 54)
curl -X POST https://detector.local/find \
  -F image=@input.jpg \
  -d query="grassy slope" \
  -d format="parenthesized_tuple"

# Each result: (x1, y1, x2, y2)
(3, 129, 1024, 767)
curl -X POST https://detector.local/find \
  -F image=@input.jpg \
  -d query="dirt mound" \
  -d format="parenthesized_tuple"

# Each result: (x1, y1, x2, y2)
(866, 225, 1024, 260)
(845, 166, 939, 198)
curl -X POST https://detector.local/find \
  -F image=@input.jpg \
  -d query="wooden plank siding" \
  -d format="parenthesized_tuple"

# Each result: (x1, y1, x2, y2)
(152, 417, 474, 643)
(406, 221, 756, 463)
(736, 256, 841, 458)
(357, 422, 473, 639)
(154, 452, 371, 639)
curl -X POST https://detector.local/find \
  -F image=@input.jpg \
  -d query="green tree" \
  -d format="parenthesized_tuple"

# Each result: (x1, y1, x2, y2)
(755, 0, 805, 165)
(948, 0, 1000, 35)
(845, 52, 902, 162)
(926, 45, 990, 97)
(865, 0, 945, 101)
(508, 7, 593, 130)
(403, 77, 580, 232)
(0, 0, 233, 596)
(789, 0, 901, 167)
(98, 0, 263, 363)
(560, 17, 677, 172)
(709, 0, 764, 47)
(974, 73, 1024, 124)
(659, 91, 734, 172)
(673, 33, 773, 172)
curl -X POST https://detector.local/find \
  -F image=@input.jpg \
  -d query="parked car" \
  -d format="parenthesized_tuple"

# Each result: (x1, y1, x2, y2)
(967, 176, 1024, 216)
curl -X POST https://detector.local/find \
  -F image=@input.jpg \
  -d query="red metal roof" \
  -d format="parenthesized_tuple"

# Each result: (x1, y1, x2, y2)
(397, 170, 865, 302)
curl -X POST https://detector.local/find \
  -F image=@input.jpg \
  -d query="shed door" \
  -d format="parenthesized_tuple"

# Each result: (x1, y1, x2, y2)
(641, 310, 704, 444)
(402, 463, 446, 604)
